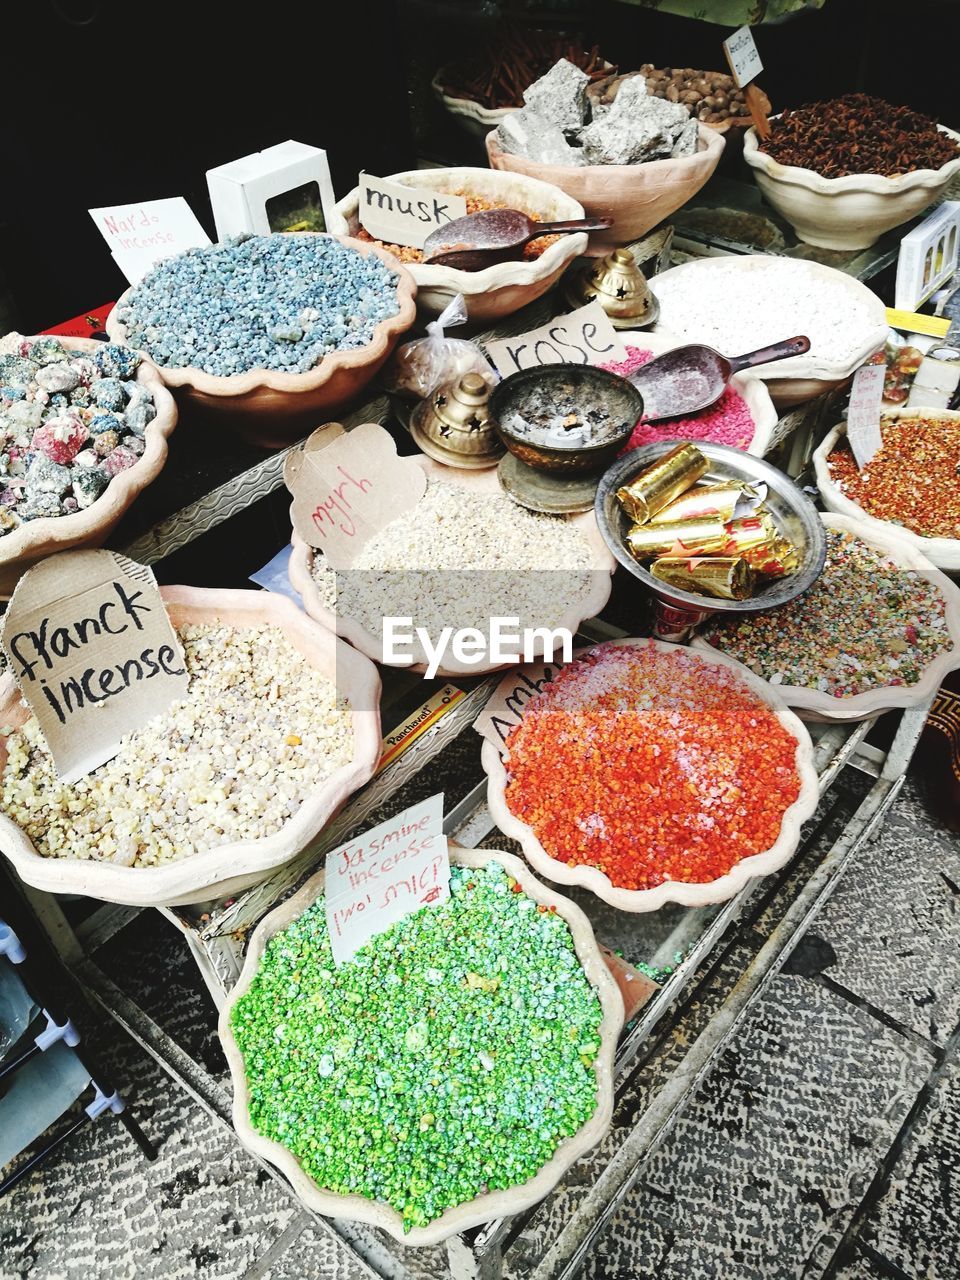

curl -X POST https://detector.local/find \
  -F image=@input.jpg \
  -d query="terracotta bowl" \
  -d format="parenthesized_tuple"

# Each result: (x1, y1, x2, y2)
(329, 168, 588, 323)
(483, 637, 819, 913)
(106, 236, 417, 449)
(219, 842, 623, 1247)
(288, 454, 616, 677)
(692, 513, 960, 723)
(0, 589, 382, 907)
(813, 411, 960, 571)
(744, 122, 960, 251)
(485, 124, 725, 253)
(0, 337, 177, 598)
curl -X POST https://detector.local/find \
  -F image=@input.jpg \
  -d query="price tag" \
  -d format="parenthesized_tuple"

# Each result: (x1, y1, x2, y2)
(358, 173, 467, 250)
(88, 197, 211, 285)
(474, 656, 566, 752)
(325, 793, 450, 967)
(286, 422, 427, 567)
(722, 25, 764, 88)
(1, 551, 189, 783)
(846, 364, 886, 469)
(483, 302, 626, 379)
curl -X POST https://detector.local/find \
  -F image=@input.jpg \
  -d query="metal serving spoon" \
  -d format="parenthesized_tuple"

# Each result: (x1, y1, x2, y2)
(422, 209, 613, 271)
(629, 336, 812, 420)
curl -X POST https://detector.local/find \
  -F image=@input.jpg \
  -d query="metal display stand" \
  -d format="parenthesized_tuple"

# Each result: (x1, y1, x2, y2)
(14, 232, 933, 1280)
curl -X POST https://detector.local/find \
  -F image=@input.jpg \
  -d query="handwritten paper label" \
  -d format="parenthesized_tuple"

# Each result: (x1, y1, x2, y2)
(474, 656, 566, 752)
(325, 793, 450, 967)
(483, 302, 627, 379)
(358, 174, 467, 250)
(286, 422, 427, 567)
(722, 25, 763, 89)
(88, 197, 211, 285)
(1, 551, 189, 783)
(846, 364, 886, 470)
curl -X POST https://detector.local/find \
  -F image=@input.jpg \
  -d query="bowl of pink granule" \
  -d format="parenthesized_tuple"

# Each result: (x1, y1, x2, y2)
(600, 331, 778, 457)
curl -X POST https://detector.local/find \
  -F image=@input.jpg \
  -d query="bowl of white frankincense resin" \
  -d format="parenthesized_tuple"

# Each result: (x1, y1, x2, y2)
(0, 588, 382, 906)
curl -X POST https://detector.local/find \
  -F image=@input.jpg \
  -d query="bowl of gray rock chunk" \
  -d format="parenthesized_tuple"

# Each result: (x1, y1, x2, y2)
(107, 234, 417, 449)
(487, 58, 724, 251)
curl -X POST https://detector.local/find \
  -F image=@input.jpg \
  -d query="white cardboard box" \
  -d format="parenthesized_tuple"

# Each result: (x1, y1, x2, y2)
(206, 141, 336, 241)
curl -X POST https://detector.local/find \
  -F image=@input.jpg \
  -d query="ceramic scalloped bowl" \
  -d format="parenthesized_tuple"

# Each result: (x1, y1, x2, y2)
(486, 124, 725, 254)
(613, 328, 778, 457)
(691, 514, 960, 723)
(743, 122, 960, 251)
(328, 168, 588, 323)
(430, 70, 513, 138)
(218, 842, 623, 1247)
(288, 454, 616, 678)
(483, 638, 819, 913)
(0, 588, 382, 907)
(0, 336, 177, 598)
(649, 255, 888, 408)
(105, 235, 417, 449)
(814, 411, 960, 571)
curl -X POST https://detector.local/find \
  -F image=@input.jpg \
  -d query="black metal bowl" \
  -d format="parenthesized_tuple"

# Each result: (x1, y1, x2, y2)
(488, 364, 644, 474)
(595, 441, 827, 613)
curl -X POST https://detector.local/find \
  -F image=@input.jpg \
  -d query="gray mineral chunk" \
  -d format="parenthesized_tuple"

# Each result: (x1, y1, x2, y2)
(522, 58, 589, 134)
(36, 363, 80, 394)
(19, 491, 63, 520)
(72, 467, 110, 509)
(6, 400, 44, 432)
(670, 118, 700, 158)
(497, 108, 585, 165)
(580, 116, 669, 165)
(26, 456, 72, 496)
(125, 401, 157, 438)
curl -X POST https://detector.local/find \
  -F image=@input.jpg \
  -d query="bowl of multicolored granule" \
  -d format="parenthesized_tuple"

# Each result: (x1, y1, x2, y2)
(692, 515, 960, 722)
(814, 410, 960, 570)
(329, 167, 588, 322)
(219, 845, 622, 1245)
(0, 335, 177, 596)
(106, 234, 416, 448)
(0, 589, 382, 907)
(289, 454, 615, 677)
(598, 330, 778, 457)
(483, 639, 818, 912)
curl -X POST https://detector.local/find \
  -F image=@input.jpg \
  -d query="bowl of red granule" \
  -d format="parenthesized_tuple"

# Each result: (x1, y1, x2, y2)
(599, 331, 777, 457)
(483, 639, 818, 912)
(814, 409, 960, 571)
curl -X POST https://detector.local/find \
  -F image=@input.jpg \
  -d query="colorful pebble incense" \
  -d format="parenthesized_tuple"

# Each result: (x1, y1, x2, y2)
(226, 857, 616, 1237)
(497, 642, 813, 900)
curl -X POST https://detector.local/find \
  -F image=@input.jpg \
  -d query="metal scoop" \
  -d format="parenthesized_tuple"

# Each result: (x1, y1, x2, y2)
(628, 336, 811, 421)
(422, 209, 613, 271)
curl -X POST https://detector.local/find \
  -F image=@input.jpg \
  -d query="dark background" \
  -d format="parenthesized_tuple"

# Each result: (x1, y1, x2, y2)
(3, 0, 959, 332)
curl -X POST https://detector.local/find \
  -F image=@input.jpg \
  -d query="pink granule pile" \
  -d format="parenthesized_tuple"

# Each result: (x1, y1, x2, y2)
(601, 346, 756, 452)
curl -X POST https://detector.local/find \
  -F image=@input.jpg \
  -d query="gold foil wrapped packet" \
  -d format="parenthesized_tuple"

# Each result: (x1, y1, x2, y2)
(616, 443, 708, 523)
(651, 556, 755, 601)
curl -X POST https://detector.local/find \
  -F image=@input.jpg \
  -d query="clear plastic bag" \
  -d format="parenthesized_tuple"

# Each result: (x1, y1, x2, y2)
(385, 296, 496, 400)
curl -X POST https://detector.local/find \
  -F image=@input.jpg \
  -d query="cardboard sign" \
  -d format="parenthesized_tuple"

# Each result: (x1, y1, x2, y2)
(325, 793, 450, 967)
(286, 422, 427, 567)
(846, 364, 886, 470)
(483, 302, 627, 378)
(474, 656, 566, 752)
(88, 197, 211, 286)
(358, 174, 467, 250)
(2, 551, 189, 783)
(722, 25, 763, 88)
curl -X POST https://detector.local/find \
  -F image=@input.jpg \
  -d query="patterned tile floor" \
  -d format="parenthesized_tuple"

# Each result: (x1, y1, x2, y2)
(2, 780, 958, 1280)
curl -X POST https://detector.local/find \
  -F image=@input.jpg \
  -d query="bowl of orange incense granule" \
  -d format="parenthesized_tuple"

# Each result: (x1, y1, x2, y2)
(483, 639, 818, 912)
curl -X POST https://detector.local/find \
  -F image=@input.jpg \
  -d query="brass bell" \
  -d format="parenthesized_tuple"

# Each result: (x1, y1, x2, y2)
(411, 371, 504, 470)
(564, 247, 659, 329)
